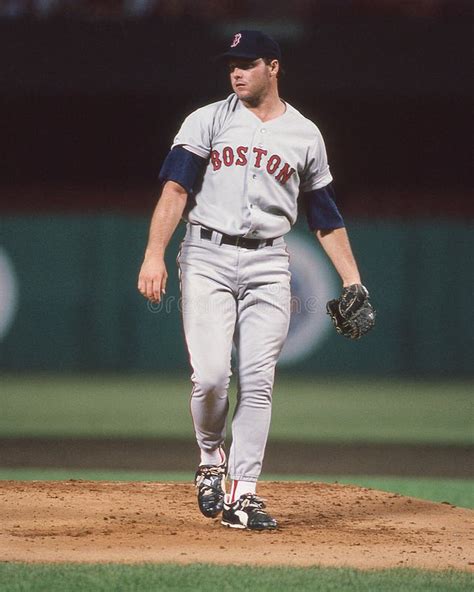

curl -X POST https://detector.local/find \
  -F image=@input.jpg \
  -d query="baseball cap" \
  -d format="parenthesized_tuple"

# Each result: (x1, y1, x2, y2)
(217, 30, 281, 62)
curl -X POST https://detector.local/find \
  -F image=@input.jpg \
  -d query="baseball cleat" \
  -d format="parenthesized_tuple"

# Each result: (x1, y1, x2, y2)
(221, 493, 277, 530)
(195, 462, 227, 518)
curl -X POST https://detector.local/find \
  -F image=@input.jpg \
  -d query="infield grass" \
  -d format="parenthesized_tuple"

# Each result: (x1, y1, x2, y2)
(1, 374, 472, 443)
(0, 563, 472, 592)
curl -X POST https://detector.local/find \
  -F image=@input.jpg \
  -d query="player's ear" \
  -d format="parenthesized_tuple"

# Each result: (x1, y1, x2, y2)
(270, 60, 279, 77)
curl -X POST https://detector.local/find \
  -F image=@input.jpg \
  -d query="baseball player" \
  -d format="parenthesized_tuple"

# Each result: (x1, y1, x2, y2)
(138, 30, 374, 530)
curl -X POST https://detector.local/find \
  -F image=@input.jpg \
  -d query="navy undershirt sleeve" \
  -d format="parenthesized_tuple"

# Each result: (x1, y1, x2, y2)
(159, 146, 207, 194)
(303, 183, 345, 231)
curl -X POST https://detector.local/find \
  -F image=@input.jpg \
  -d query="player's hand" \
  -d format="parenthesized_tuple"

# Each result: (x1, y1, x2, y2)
(137, 255, 168, 303)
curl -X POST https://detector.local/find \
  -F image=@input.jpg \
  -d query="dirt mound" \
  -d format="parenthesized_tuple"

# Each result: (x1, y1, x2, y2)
(0, 481, 472, 570)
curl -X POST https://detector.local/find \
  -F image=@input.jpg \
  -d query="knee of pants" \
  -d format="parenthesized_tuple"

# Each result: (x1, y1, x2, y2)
(192, 370, 231, 400)
(237, 374, 274, 407)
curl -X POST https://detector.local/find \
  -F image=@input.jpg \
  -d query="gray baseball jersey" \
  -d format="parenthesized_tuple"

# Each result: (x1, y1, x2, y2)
(172, 93, 333, 239)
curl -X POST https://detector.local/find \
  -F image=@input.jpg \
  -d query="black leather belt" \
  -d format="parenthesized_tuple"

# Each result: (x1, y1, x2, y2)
(200, 227, 274, 249)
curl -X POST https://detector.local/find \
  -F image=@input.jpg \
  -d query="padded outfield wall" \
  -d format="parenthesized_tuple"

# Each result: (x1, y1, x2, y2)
(0, 215, 471, 377)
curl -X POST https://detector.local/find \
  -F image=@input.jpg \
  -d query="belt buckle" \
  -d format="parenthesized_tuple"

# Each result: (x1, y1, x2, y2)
(235, 236, 241, 247)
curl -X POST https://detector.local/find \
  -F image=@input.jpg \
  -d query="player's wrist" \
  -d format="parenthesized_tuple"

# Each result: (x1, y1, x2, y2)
(342, 277, 361, 288)
(144, 247, 166, 260)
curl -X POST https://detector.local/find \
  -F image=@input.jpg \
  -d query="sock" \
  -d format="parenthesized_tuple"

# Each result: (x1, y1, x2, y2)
(230, 479, 256, 503)
(200, 446, 226, 466)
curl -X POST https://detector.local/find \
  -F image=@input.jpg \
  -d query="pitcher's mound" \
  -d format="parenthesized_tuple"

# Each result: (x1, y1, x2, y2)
(1, 481, 472, 570)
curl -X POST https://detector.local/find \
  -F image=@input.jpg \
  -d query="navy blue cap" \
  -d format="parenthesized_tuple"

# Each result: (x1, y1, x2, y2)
(218, 30, 281, 62)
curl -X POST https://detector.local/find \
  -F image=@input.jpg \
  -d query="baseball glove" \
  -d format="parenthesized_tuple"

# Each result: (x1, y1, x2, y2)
(326, 284, 376, 340)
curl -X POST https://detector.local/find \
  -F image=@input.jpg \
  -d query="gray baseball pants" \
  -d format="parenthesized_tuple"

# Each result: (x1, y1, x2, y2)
(177, 223, 291, 482)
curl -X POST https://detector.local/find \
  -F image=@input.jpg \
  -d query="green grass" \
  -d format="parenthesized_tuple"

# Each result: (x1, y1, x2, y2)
(0, 564, 472, 592)
(1, 469, 472, 509)
(1, 375, 472, 443)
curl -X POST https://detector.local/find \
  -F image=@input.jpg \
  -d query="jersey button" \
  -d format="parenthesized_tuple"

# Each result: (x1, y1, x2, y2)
(252, 174, 257, 179)
(260, 128, 266, 133)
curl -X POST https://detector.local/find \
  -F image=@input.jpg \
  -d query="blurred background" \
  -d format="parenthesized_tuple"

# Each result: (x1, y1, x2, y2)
(0, 1, 472, 504)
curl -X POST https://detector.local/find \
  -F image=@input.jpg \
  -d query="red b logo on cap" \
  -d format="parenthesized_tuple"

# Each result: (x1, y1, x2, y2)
(230, 33, 242, 48)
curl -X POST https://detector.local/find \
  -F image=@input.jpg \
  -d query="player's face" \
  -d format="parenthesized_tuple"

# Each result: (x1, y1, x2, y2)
(228, 58, 276, 105)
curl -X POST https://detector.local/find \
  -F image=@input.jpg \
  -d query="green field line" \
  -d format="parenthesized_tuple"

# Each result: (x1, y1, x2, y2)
(0, 563, 471, 592)
(1, 375, 472, 444)
(1, 469, 472, 508)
